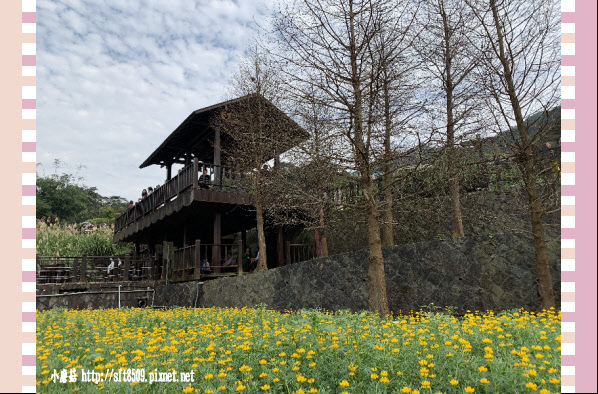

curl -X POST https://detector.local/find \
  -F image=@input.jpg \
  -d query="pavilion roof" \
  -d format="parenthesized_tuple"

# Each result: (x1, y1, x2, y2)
(139, 94, 309, 169)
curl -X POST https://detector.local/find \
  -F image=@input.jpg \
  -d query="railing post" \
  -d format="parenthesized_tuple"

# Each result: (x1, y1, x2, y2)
(193, 158, 199, 189)
(237, 240, 243, 276)
(123, 255, 130, 282)
(80, 255, 87, 283)
(285, 241, 291, 266)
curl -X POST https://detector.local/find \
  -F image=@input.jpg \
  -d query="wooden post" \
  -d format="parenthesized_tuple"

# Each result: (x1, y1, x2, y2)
(192, 157, 199, 189)
(162, 241, 168, 281)
(183, 224, 188, 247)
(213, 209, 221, 273)
(285, 241, 291, 266)
(194, 239, 202, 280)
(237, 240, 243, 276)
(277, 226, 284, 267)
(80, 255, 87, 283)
(241, 229, 247, 251)
(214, 127, 221, 191)
(72, 257, 79, 283)
(123, 255, 130, 282)
(166, 163, 172, 181)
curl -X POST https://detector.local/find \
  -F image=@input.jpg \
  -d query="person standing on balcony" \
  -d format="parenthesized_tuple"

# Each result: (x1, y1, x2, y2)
(199, 168, 211, 189)
(141, 188, 148, 199)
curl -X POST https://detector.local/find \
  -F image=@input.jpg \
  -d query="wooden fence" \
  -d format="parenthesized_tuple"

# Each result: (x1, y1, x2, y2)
(37, 255, 158, 284)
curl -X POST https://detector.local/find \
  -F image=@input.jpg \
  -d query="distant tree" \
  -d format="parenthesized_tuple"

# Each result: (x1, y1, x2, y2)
(466, 0, 560, 309)
(36, 161, 129, 224)
(417, 0, 486, 238)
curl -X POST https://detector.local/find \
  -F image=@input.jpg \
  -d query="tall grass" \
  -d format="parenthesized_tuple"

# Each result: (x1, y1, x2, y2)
(36, 220, 132, 256)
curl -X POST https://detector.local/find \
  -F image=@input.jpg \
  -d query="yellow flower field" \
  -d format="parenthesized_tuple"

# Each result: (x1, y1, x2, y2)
(36, 307, 561, 393)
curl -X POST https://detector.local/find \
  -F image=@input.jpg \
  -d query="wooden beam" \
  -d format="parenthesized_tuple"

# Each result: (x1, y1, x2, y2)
(166, 164, 172, 181)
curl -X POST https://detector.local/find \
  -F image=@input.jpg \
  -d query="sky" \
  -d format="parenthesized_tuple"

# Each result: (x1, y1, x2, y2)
(37, 0, 273, 201)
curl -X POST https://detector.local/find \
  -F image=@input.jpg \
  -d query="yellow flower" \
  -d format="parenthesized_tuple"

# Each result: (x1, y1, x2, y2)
(182, 387, 193, 393)
(464, 387, 475, 393)
(380, 377, 389, 384)
(261, 385, 271, 391)
(236, 384, 246, 391)
(401, 387, 411, 393)
(480, 378, 489, 384)
(339, 380, 350, 387)
(421, 381, 431, 389)
(450, 379, 459, 385)
(204, 374, 213, 380)
(371, 374, 379, 379)
(259, 359, 267, 365)
(259, 373, 268, 378)
(539, 390, 550, 394)
(308, 389, 317, 393)
(549, 378, 559, 384)
(525, 382, 537, 391)
(478, 366, 488, 372)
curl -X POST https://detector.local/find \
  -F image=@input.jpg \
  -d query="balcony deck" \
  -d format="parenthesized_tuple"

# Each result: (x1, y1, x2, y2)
(114, 161, 254, 243)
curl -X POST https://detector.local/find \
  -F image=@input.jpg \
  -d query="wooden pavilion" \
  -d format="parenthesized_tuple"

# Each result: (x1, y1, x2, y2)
(113, 94, 309, 281)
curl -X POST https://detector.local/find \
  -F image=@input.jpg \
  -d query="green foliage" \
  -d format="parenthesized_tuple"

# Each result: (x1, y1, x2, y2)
(36, 160, 129, 224)
(36, 220, 132, 256)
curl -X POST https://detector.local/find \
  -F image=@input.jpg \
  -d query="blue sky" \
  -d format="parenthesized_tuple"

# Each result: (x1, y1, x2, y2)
(37, 0, 272, 201)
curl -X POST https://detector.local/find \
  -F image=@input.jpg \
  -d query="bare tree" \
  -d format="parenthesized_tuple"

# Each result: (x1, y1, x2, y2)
(466, 0, 560, 308)
(417, 0, 487, 238)
(368, 2, 423, 246)
(273, 0, 421, 315)
(217, 46, 294, 271)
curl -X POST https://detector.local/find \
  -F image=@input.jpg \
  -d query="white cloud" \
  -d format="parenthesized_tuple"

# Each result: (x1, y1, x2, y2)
(37, 0, 273, 201)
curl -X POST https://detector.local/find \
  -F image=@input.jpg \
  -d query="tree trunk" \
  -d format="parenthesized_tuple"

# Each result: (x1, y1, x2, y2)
(318, 200, 329, 257)
(490, 0, 555, 309)
(381, 74, 395, 246)
(348, 3, 390, 316)
(442, 2, 464, 238)
(363, 176, 390, 316)
(255, 190, 268, 271)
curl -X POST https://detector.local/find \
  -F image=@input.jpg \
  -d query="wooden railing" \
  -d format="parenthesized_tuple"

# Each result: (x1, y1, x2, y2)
(285, 242, 317, 265)
(37, 255, 159, 284)
(170, 240, 244, 282)
(115, 159, 250, 232)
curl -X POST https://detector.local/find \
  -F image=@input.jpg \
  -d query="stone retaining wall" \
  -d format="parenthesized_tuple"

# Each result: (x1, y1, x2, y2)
(37, 232, 560, 313)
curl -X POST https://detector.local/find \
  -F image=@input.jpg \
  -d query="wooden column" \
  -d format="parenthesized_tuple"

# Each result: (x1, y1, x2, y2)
(185, 154, 191, 167)
(183, 223, 188, 247)
(277, 225, 284, 267)
(166, 163, 172, 180)
(123, 255, 130, 281)
(237, 240, 243, 276)
(194, 239, 202, 280)
(212, 209, 221, 272)
(79, 255, 87, 283)
(213, 128, 221, 190)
